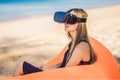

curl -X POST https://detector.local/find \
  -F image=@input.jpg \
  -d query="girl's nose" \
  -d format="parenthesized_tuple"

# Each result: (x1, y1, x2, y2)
(64, 22, 67, 26)
(64, 21, 68, 25)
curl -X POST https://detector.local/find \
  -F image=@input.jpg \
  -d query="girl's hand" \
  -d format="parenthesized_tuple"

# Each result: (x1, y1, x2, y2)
(39, 65, 48, 70)
(39, 65, 44, 70)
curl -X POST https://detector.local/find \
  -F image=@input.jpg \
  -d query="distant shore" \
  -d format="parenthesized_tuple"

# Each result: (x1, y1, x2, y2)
(0, 4, 120, 77)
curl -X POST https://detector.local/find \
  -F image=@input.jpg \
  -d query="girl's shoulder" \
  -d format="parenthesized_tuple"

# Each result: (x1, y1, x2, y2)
(76, 41, 91, 62)
(76, 41, 90, 51)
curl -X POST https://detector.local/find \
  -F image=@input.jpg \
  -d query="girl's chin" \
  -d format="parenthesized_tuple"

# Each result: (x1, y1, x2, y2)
(65, 29, 74, 32)
(64, 27, 75, 32)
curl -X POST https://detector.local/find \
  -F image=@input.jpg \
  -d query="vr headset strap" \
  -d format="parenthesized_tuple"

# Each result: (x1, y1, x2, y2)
(77, 18, 87, 22)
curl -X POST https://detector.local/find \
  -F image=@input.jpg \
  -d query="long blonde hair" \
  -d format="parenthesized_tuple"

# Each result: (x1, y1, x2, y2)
(66, 8, 96, 64)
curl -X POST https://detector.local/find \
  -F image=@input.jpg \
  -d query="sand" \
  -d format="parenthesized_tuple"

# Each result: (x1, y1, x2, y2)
(0, 4, 120, 77)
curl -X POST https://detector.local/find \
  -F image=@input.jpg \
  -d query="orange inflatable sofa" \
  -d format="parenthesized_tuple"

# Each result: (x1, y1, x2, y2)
(1, 37, 120, 80)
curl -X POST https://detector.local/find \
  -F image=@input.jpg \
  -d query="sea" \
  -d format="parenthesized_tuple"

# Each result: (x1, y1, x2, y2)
(0, 0, 120, 21)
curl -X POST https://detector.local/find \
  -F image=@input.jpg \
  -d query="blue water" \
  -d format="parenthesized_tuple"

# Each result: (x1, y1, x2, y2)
(0, 0, 120, 21)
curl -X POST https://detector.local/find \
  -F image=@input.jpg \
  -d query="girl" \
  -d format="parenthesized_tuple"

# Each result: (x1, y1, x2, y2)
(14, 8, 96, 76)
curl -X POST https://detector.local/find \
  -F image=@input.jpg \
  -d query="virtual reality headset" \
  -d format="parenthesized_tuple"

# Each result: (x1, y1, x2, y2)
(54, 11, 87, 24)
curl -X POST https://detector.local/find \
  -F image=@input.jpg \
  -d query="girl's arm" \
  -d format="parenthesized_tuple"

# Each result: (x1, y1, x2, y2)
(65, 42, 90, 67)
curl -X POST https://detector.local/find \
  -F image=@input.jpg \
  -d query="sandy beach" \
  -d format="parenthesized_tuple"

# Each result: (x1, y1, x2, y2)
(0, 4, 120, 77)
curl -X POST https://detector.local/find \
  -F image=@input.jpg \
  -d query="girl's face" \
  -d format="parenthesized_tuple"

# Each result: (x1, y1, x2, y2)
(64, 11, 78, 32)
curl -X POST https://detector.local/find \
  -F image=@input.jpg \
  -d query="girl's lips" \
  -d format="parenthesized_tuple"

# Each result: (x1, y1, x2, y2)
(65, 26, 69, 28)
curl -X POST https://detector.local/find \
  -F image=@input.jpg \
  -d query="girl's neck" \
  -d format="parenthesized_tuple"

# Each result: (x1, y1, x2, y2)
(70, 31, 76, 40)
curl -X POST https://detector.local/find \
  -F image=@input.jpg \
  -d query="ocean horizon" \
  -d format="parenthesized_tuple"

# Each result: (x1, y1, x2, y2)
(0, 0, 120, 21)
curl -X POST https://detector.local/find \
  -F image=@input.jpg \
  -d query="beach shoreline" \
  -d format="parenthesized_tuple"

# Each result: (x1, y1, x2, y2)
(1, 3, 120, 22)
(0, 4, 120, 77)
